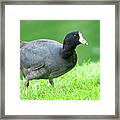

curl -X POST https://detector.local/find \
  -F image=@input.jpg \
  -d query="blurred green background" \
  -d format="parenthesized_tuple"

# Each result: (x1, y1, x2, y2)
(20, 20, 100, 64)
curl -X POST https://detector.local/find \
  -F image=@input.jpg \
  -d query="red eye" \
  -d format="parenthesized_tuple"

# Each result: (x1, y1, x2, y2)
(74, 34, 77, 37)
(73, 34, 79, 38)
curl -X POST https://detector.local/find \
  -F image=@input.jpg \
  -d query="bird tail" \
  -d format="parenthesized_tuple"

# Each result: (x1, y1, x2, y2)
(20, 41, 27, 48)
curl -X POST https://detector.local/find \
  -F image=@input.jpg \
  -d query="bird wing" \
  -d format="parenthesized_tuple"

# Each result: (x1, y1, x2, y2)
(20, 42, 47, 70)
(20, 39, 61, 71)
(30, 63, 45, 71)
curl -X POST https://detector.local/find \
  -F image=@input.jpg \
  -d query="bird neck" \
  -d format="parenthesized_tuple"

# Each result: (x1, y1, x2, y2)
(61, 45, 75, 59)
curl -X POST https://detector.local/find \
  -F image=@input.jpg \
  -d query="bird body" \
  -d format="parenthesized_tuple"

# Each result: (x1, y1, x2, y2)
(20, 39, 77, 79)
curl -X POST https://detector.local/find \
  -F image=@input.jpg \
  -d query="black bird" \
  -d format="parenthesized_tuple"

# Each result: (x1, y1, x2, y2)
(20, 31, 88, 95)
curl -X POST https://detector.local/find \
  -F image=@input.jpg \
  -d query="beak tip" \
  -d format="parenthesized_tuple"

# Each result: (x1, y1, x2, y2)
(85, 42, 88, 45)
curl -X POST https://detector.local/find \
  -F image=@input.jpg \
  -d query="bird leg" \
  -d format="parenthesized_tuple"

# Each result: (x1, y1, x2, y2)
(24, 78, 29, 96)
(49, 79, 54, 87)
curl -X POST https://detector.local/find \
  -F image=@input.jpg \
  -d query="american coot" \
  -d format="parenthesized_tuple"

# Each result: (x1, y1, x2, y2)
(20, 31, 88, 96)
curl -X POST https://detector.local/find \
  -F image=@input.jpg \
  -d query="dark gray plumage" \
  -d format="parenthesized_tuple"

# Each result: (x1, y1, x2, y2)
(20, 31, 88, 95)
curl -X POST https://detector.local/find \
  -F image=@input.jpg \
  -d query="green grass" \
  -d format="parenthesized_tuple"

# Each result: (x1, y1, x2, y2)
(20, 62, 100, 100)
